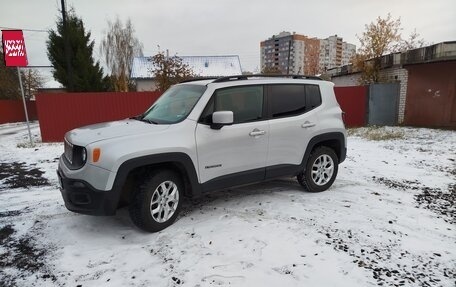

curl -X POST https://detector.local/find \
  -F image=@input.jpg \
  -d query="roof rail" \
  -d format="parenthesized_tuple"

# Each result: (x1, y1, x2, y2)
(211, 75, 249, 82)
(212, 74, 322, 83)
(179, 77, 220, 83)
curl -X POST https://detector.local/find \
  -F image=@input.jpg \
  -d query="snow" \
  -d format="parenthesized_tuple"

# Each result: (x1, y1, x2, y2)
(130, 56, 243, 79)
(0, 123, 455, 286)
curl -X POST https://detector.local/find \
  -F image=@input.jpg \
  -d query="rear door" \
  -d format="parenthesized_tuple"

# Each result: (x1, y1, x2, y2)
(195, 85, 269, 187)
(266, 84, 322, 177)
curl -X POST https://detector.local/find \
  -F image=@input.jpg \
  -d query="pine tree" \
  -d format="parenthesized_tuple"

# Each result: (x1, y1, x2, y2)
(47, 9, 110, 92)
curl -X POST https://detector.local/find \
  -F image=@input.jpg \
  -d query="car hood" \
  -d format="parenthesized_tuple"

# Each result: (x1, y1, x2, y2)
(65, 119, 170, 146)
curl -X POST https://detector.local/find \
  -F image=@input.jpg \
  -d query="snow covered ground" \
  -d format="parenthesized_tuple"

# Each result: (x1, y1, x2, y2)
(0, 122, 455, 287)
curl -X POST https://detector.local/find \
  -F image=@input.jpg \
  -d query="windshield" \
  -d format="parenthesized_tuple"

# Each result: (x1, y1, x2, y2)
(142, 84, 207, 124)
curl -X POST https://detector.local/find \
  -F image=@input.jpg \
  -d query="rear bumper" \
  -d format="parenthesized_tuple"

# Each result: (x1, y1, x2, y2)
(57, 168, 117, 216)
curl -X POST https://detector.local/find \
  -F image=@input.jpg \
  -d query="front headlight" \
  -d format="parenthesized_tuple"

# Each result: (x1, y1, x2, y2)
(63, 138, 87, 170)
(72, 146, 87, 168)
(64, 145, 87, 170)
(81, 148, 87, 162)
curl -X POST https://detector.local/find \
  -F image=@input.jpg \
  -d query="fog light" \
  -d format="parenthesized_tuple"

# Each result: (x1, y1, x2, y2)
(73, 181, 85, 188)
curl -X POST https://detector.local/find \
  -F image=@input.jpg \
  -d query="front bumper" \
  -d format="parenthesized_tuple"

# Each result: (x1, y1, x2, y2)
(57, 167, 117, 216)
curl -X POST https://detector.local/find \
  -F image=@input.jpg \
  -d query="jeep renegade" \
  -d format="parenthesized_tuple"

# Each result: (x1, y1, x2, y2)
(57, 75, 347, 232)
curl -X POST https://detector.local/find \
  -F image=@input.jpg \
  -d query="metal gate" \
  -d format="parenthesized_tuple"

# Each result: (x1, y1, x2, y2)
(368, 83, 400, 125)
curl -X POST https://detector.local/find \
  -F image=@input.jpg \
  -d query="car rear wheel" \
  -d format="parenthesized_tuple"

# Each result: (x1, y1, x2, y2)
(129, 170, 183, 232)
(297, 146, 338, 192)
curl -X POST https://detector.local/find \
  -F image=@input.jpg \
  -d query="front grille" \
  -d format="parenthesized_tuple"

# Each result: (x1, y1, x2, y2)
(64, 139, 73, 164)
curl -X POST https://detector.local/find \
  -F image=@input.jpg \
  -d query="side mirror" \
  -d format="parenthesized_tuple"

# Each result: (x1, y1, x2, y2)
(211, 111, 233, 130)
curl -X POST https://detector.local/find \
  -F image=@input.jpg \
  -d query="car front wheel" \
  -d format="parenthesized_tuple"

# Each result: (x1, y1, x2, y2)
(297, 146, 338, 192)
(129, 170, 183, 232)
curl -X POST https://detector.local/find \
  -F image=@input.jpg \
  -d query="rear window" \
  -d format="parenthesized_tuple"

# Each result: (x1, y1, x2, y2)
(269, 84, 322, 118)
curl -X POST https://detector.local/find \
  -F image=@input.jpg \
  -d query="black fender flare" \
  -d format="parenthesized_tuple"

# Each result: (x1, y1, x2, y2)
(301, 132, 346, 169)
(109, 152, 201, 207)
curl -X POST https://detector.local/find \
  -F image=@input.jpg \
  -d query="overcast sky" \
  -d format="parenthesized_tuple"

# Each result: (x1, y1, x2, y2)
(1, 0, 455, 86)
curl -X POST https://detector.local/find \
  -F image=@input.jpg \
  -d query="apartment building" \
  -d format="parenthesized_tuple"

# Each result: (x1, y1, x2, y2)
(260, 32, 356, 75)
(319, 35, 356, 71)
(260, 32, 320, 75)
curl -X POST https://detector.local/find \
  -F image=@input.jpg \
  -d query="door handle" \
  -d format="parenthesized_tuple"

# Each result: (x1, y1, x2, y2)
(301, 122, 316, 128)
(249, 129, 266, 137)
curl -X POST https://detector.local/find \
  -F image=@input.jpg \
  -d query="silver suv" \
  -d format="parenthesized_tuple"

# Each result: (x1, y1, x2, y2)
(57, 75, 347, 232)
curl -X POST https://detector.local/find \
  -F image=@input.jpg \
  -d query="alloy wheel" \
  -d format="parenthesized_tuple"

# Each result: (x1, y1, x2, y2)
(311, 154, 334, 186)
(150, 181, 180, 223)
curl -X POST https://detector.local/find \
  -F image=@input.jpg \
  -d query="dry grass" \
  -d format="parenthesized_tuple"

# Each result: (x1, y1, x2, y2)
(16, 142, 36, 148)
(348, 126, 405, 141)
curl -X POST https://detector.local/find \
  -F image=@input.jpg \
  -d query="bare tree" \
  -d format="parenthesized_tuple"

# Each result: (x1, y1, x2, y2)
(151, 52, 194, 91)
(261, 66, 282, 75)
(21, 69, 44, 100)
(397, 29, 426, 52)
(100, 17, 143, 92)
(303, 39, 321, 75)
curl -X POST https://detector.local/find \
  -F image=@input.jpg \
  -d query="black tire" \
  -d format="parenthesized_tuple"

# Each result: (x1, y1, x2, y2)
(297, 146, 339, 192)
(129, 170, 183, 232)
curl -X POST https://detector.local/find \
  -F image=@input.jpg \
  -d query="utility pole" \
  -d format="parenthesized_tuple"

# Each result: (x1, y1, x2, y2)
(17, 67, 33, 146)
(61, 0, 73, 90)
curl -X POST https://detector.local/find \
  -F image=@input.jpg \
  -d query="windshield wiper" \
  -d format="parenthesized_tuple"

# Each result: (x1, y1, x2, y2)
(130, 114, 144, 120)
(130, 114, 158, 124)
(141, 118, 158, 124)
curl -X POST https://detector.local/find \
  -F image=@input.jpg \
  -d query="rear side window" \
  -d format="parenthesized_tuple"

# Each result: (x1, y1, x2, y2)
(269, 84, 322, 119)
(305, 85, 322, 110)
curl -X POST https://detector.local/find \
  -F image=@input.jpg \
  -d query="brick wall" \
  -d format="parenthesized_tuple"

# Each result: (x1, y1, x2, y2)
(332, 73, 361, 87)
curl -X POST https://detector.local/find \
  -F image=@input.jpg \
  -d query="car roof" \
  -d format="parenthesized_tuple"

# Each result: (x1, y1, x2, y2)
(179, 74, 327, 87)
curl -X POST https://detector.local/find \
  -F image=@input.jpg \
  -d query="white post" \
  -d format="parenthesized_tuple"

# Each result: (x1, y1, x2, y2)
(17, 66, 33, 146)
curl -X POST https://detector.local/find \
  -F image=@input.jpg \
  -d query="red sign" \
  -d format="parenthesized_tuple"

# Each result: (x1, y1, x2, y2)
(2, 30, 28, 67)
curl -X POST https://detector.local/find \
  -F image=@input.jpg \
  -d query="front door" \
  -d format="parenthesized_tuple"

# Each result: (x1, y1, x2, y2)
(195, 85, 269, 188)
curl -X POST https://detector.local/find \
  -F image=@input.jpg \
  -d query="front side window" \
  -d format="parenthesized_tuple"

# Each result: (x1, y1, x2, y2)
(142, 84, 207, 124)
(201, 86, 264, 124)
